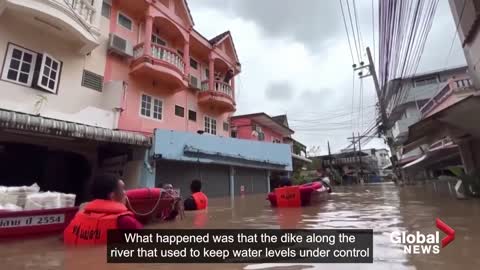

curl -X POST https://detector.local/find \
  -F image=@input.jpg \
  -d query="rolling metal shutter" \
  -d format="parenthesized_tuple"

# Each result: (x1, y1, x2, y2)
(156, 161, 230, 198)
(234, 168, 267, 195)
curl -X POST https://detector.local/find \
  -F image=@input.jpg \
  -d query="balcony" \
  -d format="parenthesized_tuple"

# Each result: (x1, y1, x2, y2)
(130, 42, 187, 89)
(420, 77, 473, 117)
(391, 116, 420, 142)
(198, 80, 235, 112)
(0, 0, 101, 53)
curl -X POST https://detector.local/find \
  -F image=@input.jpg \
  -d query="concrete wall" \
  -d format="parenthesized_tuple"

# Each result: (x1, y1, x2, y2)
(0, 10, 116, 128)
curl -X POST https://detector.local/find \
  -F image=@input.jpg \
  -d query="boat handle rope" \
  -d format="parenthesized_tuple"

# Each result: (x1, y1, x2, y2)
(125, 188, 183, 219)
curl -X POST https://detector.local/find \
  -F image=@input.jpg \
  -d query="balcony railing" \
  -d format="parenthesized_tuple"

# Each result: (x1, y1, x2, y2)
(200, 80, 234, 99)
(133, 43, 185, 73)
(63, 0, 96, 24)
(420, 77, 473, 116)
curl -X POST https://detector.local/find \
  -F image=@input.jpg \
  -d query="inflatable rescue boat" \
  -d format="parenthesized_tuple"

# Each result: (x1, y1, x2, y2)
(267, 181, 330, 208)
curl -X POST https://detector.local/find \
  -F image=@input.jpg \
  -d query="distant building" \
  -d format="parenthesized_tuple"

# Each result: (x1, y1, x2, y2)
(230, 113, 311, 186)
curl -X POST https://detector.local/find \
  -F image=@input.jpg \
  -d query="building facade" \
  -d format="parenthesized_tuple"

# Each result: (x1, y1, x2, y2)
(0, 0, 291, 201)
(0, 0, 151, 203)
(384, 66, 470, 160)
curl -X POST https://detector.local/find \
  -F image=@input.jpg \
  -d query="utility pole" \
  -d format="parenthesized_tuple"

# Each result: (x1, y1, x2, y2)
(353, 47, 398, 178)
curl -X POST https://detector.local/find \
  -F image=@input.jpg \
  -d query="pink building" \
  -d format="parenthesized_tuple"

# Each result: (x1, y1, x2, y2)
(230, 113, 294, 143)
(104, 0, 240, 137)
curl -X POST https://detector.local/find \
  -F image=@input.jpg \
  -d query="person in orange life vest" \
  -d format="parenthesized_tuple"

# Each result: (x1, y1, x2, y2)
(183, 179, 208, 210)
(64, 174, 143, 245)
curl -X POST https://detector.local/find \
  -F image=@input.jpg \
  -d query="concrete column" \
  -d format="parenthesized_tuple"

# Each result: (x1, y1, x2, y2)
(229, 166, 235, 198)
(209, 55, 215, 91)
(183, 40, 190, 77)
(458, 138, 475, 174)
(231, 76, 235, 100)
(144, 15, 153, 57)
(267, 170, 271, 192)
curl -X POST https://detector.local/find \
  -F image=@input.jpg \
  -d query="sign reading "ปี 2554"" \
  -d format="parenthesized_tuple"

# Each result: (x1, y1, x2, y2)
(0, 214, 65, 228)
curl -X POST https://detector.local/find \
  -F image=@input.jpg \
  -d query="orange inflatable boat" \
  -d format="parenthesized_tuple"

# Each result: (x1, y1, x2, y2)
(267, 181, 330, 208)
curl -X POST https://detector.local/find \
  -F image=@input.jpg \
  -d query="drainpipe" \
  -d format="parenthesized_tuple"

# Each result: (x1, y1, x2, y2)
(267, 170, 271, 192)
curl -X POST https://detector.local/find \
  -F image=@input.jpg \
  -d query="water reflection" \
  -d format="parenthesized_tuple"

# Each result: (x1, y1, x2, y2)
(1, 183, 480, 269)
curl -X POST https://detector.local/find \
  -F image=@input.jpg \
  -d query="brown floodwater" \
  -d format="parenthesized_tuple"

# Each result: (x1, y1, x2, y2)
(1, 182, 480, 270)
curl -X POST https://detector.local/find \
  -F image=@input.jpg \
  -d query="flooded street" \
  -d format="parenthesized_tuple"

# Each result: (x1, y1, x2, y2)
(2, 182, 480, 269)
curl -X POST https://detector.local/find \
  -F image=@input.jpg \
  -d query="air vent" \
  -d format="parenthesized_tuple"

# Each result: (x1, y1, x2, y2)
(108, 34, 133, 57)
(82, 70, 103, 91)
(190, 75, 199, 89)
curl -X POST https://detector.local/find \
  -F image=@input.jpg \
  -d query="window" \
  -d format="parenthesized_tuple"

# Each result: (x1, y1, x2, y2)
(223, 122, 229, 131)
(1, 44, 37, 86)
(188, 110, 197, 121)
(231, 130, 237, 138)
(151, 34, 166, 46)
(37, 53, 61, 93)
(204, 116, 217, 135)
(82, 70, 103, 91)
(175, 105, 184, 117)
(101, 0, 111, 18)
(140, 94, 163, 120)
(205, 68, 209, 79)
(190, 58, 198, 69)
(117, 12, 132, 30)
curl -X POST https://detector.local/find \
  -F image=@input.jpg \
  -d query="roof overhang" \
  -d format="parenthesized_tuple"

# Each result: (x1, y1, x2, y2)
(0, 109, 151, 147)
(231, 113, 294, 136)
(292, 153, 312, 163)
(404, 95, 480, 152)
(402, 144, 460, 170)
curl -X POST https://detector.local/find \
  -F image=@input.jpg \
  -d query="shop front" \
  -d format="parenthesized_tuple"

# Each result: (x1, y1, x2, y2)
(0, 109, 151, 205)
(150, 129, 293, 198)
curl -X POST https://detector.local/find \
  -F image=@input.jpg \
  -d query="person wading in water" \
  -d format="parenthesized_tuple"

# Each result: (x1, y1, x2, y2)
(183, 179, 208, 211)
(63, 174, 143, 245)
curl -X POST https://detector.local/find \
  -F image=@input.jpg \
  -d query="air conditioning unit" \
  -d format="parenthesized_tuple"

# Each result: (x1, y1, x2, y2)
(108, 34, 133, 57)
(189, 75, 200, 89)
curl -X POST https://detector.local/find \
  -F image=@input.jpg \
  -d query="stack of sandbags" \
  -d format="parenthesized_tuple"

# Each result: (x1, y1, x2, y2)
(61, 193, 76, 208)
(25, 192, 61, 210)
(14, 183, 41, 209)
(0, 203, 23, 211)
(24, 192, 77, 210)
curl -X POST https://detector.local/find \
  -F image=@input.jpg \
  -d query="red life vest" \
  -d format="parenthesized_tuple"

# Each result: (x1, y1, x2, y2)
(63, 199, 134, 246)
(275, 186, 301, 208)
(192, 192, 208, 210)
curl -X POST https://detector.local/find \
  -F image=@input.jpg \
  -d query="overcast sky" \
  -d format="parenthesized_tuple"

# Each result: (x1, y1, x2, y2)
(188, 0, 466, 155)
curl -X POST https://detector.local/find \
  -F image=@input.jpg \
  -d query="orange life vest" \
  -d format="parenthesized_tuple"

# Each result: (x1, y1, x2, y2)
(63, 199, 133, 246)
(275, 186, 301, 208)
(192, 192, 208, 210)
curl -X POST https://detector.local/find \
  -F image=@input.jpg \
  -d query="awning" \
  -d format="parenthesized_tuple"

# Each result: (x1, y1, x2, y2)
(404, 95, 480, 152)
(402, 144, 460, 170)
(292, 153, 312, 163)
(403, 155, 427, 169)
(183, 145, 288, 170)
(0, 109, 151, 146)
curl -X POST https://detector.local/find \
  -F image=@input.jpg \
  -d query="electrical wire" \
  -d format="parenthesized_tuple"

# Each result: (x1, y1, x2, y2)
(346, 0, 362, 62)
(339, 0, 356, 64)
